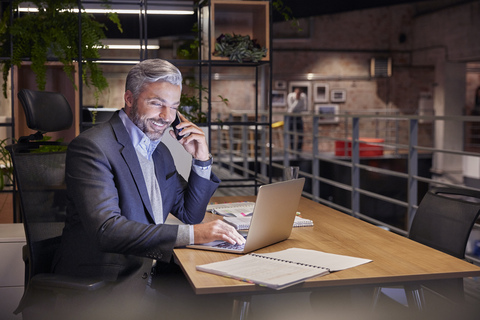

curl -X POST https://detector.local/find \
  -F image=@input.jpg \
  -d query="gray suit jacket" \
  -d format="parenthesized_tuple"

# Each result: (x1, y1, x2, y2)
(52, 112, 220, 281)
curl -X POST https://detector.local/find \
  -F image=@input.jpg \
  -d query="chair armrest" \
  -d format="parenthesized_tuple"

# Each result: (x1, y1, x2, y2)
(31, 273, 107, 291)
(21, 245, 31, 288)
(22, 244, 29, 263)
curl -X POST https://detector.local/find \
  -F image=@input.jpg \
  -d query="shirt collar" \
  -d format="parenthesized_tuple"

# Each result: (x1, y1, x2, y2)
(119, 109, 161, 160)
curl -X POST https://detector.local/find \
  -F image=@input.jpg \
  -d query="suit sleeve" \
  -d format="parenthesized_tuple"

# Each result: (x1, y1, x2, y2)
(154, 143, 220, 225)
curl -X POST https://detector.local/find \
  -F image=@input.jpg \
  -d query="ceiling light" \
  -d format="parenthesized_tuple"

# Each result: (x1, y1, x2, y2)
(94, 60, 140, 64)
(101, 44, 160, 49)
(17, 5, 194, 15)
(99, 39, 160, 50)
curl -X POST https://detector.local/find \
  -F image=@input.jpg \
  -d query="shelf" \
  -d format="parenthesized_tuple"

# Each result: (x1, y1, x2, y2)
(199, 0, 273, 190)
(201, 0, 270, 61)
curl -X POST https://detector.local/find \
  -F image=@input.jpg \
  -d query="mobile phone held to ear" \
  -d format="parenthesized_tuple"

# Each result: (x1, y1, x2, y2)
(171, 112, 184, 140)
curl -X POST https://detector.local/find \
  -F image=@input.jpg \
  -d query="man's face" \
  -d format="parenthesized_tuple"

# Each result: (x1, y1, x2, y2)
(125, 81, 181, 141)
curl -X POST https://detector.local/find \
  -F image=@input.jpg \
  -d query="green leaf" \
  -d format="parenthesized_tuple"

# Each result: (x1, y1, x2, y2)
(0, 0, 122, 99)
(212, 33, 268, 63)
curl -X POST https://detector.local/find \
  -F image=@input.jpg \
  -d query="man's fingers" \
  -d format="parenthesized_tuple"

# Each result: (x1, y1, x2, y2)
(194, 220, 246, 245)
(216, 221, 246, 245)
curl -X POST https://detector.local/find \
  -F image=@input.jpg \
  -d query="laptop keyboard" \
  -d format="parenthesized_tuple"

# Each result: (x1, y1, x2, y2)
(214, 241, 245, 251)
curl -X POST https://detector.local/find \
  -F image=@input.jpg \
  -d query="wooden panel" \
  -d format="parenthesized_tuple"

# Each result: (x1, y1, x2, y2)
(13, 62, 80, 142)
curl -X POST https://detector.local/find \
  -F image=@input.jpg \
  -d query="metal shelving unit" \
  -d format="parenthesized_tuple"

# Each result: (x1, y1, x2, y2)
(198, 0, 273, 194)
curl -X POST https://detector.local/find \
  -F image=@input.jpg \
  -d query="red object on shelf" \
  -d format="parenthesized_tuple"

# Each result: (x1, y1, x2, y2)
(335, 138, 384, 157)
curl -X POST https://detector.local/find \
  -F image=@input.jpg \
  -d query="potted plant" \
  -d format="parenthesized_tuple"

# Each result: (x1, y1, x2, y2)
(177, 1, 299, 62)
(0, 138, 14, 191)
(213, 33, 268, 63)
(0, 0, 122, 103)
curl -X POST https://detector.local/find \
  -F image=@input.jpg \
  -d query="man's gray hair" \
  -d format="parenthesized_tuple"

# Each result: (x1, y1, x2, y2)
(125, 59, 183, 99)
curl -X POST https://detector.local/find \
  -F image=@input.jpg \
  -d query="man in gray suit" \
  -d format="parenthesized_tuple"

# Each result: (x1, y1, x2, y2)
(50, 59, 244, 319)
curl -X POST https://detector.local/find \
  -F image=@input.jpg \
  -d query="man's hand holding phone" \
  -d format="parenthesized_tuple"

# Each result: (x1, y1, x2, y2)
(171, 111, 185, 140)
(169, 112, 210, 161)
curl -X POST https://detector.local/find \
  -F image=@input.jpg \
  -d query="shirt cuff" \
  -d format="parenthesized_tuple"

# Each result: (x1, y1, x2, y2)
(174, 225, 191, 247)
(189, 225, 194, 245)
(192, 154, 213, 180)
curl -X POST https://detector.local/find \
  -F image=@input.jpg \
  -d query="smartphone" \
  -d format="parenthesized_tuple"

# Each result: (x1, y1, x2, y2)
(171, 112, 184, 140)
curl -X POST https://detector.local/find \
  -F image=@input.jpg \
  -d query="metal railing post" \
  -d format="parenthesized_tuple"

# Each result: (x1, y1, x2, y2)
(228, 114, 234, 175)
(408, 118, 419, 231)
(260, 114, 267, 178)
(283, 114, 290, 168)
(351, 117, 360, 217)
(312, 116, 320, 199)
(242, 114, 248, 178)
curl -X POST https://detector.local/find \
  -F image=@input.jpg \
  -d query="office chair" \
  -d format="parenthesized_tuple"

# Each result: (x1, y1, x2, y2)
(372, 187, 480, 311)
(8, 89, 106, 316)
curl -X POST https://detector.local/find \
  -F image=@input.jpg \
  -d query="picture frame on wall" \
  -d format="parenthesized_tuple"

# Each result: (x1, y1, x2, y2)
(330, 89, 347, 103)
(288, 81, 311, 111)
(316, 104, 339, 123)
(274, 80, 287, 90)
(314, 83, 329, 103)
(272, 90, 287, 107)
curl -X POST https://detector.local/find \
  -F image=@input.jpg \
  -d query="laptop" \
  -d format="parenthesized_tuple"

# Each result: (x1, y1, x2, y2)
(187, 178, 305, 254)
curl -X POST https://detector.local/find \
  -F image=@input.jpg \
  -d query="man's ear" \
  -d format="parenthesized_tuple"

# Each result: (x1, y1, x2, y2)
(124, 90, 134, 109)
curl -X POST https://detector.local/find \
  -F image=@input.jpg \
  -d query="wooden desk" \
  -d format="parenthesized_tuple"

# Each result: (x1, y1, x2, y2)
(174, 196, 480, 295)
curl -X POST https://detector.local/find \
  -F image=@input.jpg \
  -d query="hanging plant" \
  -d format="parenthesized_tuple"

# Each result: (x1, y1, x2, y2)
(0, 0, 122, 103)
(177, 22, 200, 60)
(179, 79, 228, 124)
(272, 0, 302, 31)
(213, 33, 267, 63)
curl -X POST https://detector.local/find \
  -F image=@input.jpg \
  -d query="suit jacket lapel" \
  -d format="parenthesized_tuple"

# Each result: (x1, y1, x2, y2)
(110, 113, 155, 222)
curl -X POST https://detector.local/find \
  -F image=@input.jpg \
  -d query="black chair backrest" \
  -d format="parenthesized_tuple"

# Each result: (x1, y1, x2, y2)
(9, 146, 67, 275)
(409, 187, 480, 259)
(8, 89, 72, 278)
(17, 89, 73, 141)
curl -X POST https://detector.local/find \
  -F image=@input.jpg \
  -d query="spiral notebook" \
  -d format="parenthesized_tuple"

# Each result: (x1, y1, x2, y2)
(197, 248, 372, 290)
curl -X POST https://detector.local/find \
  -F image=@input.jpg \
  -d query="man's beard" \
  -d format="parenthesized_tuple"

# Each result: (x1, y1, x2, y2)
(130, 101, 170, 141)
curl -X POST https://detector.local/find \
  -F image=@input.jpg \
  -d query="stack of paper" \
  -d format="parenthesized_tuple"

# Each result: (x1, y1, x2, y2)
(224, 216, 313, 230)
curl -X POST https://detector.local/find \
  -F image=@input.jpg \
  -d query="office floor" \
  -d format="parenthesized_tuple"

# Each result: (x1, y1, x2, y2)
(6, 279, 480, 320)
(465, 275, 480, 304)
(238, 279, 480, 320)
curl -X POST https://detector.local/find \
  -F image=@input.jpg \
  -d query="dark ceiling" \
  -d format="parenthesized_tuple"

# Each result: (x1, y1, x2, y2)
(99, 0, 431, 39)
(275, 0, 425, 20)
